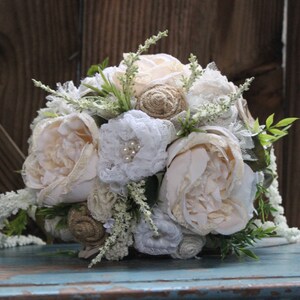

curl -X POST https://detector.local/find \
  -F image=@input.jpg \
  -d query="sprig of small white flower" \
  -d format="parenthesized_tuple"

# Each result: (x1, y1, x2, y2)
(88, 197, 133, 267)
(0, 232, 45, 249)
(265, 148, 300, 242)
(0, 189, 36, 229)
(119, 30, 168, 101)
(127, 181, 159, 237)
(192, 77, 254, 124)
(181, 53, 203, 92)
(33, 80, 120, 117)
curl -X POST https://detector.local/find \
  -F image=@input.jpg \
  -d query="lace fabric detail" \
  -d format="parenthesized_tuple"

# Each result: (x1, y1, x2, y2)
(98, 110, 176, 193)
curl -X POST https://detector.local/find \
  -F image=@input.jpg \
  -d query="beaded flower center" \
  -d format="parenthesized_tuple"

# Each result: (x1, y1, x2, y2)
(120, 139, 141, 162)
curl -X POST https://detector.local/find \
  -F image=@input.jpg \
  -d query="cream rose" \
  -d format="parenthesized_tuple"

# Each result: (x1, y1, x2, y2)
(111, 53, 189, 96)
(23, 113, 99, 206)
(160, 126, 257, 236)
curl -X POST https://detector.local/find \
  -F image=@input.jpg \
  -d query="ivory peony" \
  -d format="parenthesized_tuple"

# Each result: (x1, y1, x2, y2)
(160, 126, 257, 235)
(23, 113, 99, 206)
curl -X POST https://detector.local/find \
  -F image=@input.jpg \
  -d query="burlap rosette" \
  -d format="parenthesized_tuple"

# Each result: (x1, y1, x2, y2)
(68, 203, 107, 258)
(136, 84, 188, 120)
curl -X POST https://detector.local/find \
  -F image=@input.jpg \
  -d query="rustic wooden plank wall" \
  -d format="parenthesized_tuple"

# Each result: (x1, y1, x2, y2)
(0, 0, 80, 191)
(284, 0, 300, 227)
(0, 0, 298, 226)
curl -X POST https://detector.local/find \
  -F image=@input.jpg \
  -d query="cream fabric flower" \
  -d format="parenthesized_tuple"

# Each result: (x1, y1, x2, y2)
(160, 126, 257, 236)
(136, 84, 188, 120)
(23, 113, 99, 206)
(111, 53, 190, 96)
(87, 179, 117, 223)
(134, 208, 182, 255)
(98, 110, 176, 193)
(171, 234, 206, 259)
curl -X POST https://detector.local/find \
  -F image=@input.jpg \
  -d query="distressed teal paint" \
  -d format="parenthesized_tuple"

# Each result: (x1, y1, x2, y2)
(0, 243, 300, 299)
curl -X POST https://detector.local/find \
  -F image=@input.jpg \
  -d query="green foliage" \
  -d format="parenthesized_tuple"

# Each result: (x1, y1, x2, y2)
(177, 109, 204, 137)
(87, 57, 109, 76)
(36, 203, 79, 230)
(258, 114, 298, 147)
(181, 53, 203, 92)
(219, 221, 276, 260)
(255, 184, 277, 223)
(244, 136, 270, 172)
(3, 210, 28, 236)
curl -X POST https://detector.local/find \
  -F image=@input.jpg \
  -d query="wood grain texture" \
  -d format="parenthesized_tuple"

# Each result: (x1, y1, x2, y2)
(1, 242, 300, 299)
(283, 0, 300, 227)
(0, 0, 80, 192)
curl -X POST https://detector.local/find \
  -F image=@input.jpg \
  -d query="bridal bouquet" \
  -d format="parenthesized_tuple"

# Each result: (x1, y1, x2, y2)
(1, 30, 299, 267)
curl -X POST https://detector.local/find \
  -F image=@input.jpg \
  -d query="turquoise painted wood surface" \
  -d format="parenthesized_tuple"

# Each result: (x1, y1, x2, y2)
(0, 242, 300, 299)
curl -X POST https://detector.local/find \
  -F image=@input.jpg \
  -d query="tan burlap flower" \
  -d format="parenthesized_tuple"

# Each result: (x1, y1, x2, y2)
(68, 203, 107, 258)
(136, 84, 187, 120)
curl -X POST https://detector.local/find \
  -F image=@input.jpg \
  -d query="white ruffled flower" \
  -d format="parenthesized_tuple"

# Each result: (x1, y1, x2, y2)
(134, 208, 182, 255)
(87, 180, 117, 223)
(98, 110, 176, 193)
(187, 63, 238, 126)
(171, 234, 206, 259)
(187, 63, 237, 111)
(44, 217, 74, 242)
(160, 126, 258, 236)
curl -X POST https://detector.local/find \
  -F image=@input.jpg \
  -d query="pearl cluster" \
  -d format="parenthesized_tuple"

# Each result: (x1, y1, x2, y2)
(120, 139, 141, 163)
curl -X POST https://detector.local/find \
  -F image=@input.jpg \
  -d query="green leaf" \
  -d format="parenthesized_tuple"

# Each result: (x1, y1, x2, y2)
(3, 210, 28, 236)
(266, 113, 274, 129)
(87, 64, 101, 77)
(82, 83, 104, 96)
(252, 118, 260, 133)
(259, 133, 275, 140)
(87, 58, 109, 76)
(268, 128, 287, 135)
(274, 117, 299, 127)
(245, 136, 269, 172)
(42, 111, 59, 118)
(239, 248, 259, 260)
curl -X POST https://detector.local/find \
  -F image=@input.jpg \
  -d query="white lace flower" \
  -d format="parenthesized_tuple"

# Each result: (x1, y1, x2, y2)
(87, 180, 117, 223)
(134, 208, 182, 255)
(44, 217, 74, 242)
(171, 234, 206, 259)
(98, 110, 176, 193)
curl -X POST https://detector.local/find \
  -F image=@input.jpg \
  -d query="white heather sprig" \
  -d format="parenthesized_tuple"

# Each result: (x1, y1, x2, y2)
(0, 232, 45, 248)
(32, 80, 120, 118)
(181, 53, 203, 92)
(127, 181, 159, 237)
(88, 197, 133, 267)
(0, 189, 37, 229)
(119, 30, 168, 106)
(192, 77, 254, 124)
